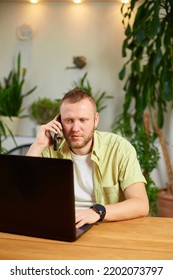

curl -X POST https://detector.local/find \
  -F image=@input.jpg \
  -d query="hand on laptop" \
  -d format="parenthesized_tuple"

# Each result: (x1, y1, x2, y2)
(75, 208, 100, 228)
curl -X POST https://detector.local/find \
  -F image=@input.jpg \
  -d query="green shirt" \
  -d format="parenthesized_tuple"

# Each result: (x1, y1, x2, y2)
(42, 130, 146, 205)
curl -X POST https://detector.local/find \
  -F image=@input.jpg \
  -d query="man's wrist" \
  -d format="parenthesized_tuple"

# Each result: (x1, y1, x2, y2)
(90, 204, 106, 222)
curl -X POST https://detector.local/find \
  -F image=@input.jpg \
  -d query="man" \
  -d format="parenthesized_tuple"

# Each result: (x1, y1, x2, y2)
(27, 87, 149, 228)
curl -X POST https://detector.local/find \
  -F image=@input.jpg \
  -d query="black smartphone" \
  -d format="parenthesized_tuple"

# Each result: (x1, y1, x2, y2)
(53, 115, 63, 151)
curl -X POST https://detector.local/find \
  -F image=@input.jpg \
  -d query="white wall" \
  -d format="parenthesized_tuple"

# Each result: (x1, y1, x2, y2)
(1, 2, 172, 188)
(0, 2, 125, 136)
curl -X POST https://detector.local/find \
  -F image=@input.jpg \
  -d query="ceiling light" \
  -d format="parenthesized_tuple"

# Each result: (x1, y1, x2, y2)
(30, 0, 39, 4)
(73, 0, 82, 4)
(121, 0, 130, 3)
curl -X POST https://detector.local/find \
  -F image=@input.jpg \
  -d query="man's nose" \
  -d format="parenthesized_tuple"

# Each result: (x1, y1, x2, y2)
(72, 121, 80, 131)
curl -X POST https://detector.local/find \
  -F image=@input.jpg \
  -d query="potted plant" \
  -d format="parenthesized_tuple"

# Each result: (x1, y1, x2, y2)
(30, 98, 61, 134)
(112, 0, 173, 216)
(73, 72, 113, 113)
(0, 52, 37, 135)
(0, 95, 9, 154)
(0, 118, 17, 154)
(0, 85, 17, 154)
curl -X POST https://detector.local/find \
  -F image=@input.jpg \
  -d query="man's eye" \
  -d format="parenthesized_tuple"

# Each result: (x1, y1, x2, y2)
(65, 119, 72, 124)
(80, 119, 86, 122)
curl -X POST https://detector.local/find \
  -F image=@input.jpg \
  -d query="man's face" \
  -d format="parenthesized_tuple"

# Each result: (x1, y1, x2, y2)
(60, 99, 99, 155)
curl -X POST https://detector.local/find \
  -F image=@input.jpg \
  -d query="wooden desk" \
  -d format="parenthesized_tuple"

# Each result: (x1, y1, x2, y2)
(0, 217, 173, 260)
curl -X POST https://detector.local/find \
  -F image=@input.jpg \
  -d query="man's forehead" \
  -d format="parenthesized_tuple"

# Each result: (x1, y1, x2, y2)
(61, 98, 94, 110)
(60, 100, 95, 118)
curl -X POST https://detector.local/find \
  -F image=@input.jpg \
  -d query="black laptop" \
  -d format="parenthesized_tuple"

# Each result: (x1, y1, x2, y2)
(0, 154, 92, 242)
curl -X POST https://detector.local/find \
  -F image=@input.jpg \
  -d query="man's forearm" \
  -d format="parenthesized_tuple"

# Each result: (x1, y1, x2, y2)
(26, 143, 45, 157)
(104, 197, 149, 222)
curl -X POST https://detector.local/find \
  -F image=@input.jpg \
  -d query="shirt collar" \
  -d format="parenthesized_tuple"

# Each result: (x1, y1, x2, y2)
(91, 130, 101, 162)
(58, 130, 101, 162)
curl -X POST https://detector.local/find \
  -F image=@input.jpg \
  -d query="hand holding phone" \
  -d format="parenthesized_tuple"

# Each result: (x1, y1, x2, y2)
(53, 114, 63, 151)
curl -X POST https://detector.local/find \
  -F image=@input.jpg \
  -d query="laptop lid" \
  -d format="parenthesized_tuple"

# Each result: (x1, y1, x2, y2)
(0, 154, 92, 242)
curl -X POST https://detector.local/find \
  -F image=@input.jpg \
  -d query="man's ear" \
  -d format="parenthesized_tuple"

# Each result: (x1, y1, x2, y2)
(95, 112, 99, 129)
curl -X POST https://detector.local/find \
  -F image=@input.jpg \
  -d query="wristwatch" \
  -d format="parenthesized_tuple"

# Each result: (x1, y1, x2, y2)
(90, 204, 106, 222)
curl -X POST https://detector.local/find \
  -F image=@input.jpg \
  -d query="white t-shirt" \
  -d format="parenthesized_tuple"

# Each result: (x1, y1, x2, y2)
(70, 151, 96, 208)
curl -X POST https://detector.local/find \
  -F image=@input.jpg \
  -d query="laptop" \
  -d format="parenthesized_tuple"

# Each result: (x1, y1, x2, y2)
(0, 154, 93, 242)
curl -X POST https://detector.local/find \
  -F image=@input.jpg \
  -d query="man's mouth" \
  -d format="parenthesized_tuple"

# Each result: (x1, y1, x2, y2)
(71, 135, 82, 140)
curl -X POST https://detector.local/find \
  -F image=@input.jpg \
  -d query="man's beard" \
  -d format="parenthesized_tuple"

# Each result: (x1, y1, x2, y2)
(63, 127, 95, 150)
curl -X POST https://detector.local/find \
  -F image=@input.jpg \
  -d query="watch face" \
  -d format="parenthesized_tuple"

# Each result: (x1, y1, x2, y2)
(93, 204, 106, 221)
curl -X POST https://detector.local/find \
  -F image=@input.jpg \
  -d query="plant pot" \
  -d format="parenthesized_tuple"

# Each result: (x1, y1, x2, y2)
(157, 189, 173, 217)
(0, 116, 20, 136)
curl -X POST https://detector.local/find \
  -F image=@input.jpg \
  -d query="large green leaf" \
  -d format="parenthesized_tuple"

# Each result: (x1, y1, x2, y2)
(0, 52, 37, 117)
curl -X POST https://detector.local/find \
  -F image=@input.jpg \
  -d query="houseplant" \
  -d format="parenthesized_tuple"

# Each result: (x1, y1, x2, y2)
(0, 120, 17, 154)
(112, 0, 173, 216)
(30, 98, 61, 125)
(73, 72, 113, 113)
(0, 52, 37, 135)
(0, 84, 17, 154)
(0, 117, 9, 154)
(113, 112, 160, 216)
(30, 72, 112, 135)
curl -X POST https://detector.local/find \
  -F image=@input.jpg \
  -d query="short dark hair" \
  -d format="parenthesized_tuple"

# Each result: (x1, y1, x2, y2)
(60, 87, 96, 111)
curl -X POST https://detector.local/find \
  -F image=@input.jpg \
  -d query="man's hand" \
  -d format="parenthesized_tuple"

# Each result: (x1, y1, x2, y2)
(75, 208, 100, 228)
(26, 115, 62, 156)
(35, 118, 62, 147)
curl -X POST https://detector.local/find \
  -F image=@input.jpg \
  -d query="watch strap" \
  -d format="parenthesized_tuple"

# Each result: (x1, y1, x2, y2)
(90, 204, 106, 222)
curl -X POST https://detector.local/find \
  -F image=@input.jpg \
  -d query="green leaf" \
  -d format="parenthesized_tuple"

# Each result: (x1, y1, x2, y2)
(152, 48, 162, 73)
(125, 24, 131, 36)
(119, 66, 126, 80)
(148, 10, 160, 39)
(122, 39, 128, 57)
(134, 26, 145, 44)
(157, 103, 164, 128)
(163, 77, 172, 101)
